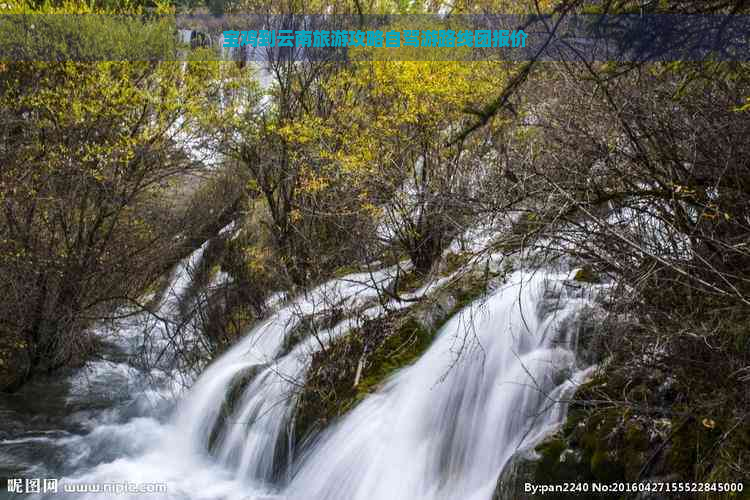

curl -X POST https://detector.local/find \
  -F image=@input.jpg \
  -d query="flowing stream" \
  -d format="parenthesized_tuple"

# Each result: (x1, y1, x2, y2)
(1, 247, 595, 500)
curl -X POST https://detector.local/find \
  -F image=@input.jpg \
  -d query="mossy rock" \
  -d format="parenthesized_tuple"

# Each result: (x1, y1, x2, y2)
(573, 266, 601, 284)
(495, 433, 598, 500)
(281, 308, 345, 357)
(514, 270, 750, 497)
(207, 364, 266, 452)
(526, 366, 750, 499)
(292, 311, 436, 444)
(442, 252, 471, 274)
(355, 316, 433, 395)
(494, 447, 539, 500)
(292, 265, 503, 448)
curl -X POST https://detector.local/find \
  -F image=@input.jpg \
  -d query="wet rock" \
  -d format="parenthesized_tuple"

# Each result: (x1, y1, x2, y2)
(494, 432, 600, 500)
(414, 292, 457, 332)
(494, 447, 539, 500)
(573, 306, 609, 366)
(207, 364, 267, 452)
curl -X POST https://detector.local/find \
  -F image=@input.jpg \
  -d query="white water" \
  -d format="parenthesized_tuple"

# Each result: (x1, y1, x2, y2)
(19, 256, 595, 500)
(65, 242, 210, 413)
(284, 270, 589, 500)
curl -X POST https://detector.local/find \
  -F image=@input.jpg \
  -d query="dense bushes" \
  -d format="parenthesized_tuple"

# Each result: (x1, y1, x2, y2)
(510, 58, 750, 488)
(0, 3, 242, 390)
(479, 21, 750, 496)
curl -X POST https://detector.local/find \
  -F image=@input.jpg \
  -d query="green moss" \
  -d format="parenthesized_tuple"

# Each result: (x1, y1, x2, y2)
(294, 312, 437, 446)
(574, 266, 600, 284)
(207, 365, 264, 451)
(292, 333, 362, 443)
(354, 317, 432, 397)
(209, 263, 221, 280)
(522, 374, 661, 488)
(333, 264, 361, 278)
(293, 271, 492, 445)
(292, 266, 510, 449)
(520, 266, 750, 496)
(590, 449, 624, 482)
(621, 421, 649, 478)
(396, 269, 424, 294)
(443, 252, 471, 274)
(572, 409, 626, 482)
(528, 363, 750, 498)
(535, 435, 567, 472)
(525, 433, 601, 499)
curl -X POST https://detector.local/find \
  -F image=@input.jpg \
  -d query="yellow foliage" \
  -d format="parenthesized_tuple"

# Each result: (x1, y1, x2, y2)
(702, 418, 717, 429)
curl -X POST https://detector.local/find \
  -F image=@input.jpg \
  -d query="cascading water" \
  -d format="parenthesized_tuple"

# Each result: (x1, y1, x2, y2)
(284, 270, 591, 500)
(0, 242, 212, 499)
(171, 267, 400, 486)
(4, 254, 598, 500)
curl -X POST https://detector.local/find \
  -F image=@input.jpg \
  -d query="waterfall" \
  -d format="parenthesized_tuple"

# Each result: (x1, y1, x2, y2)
(178, 29, 194, 46)
(115, 239, 210, 388)
(19, 261, 596, 500)
(283, 270, 590, 500)
(0, 243, 214, 494)
(173, 267, 398, 484)
(71, 240, 210, 401)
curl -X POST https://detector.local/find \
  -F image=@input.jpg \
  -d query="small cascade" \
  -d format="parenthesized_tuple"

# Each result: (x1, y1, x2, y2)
(175, 267, 399, 484)
(71, 240, 210, 403)
(112, 239, 210, 384)
(16, 259, 598, 500)
(284, 270, 590, 500)
(0, 241, 215, 491)
(178, 29, 193, 46)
